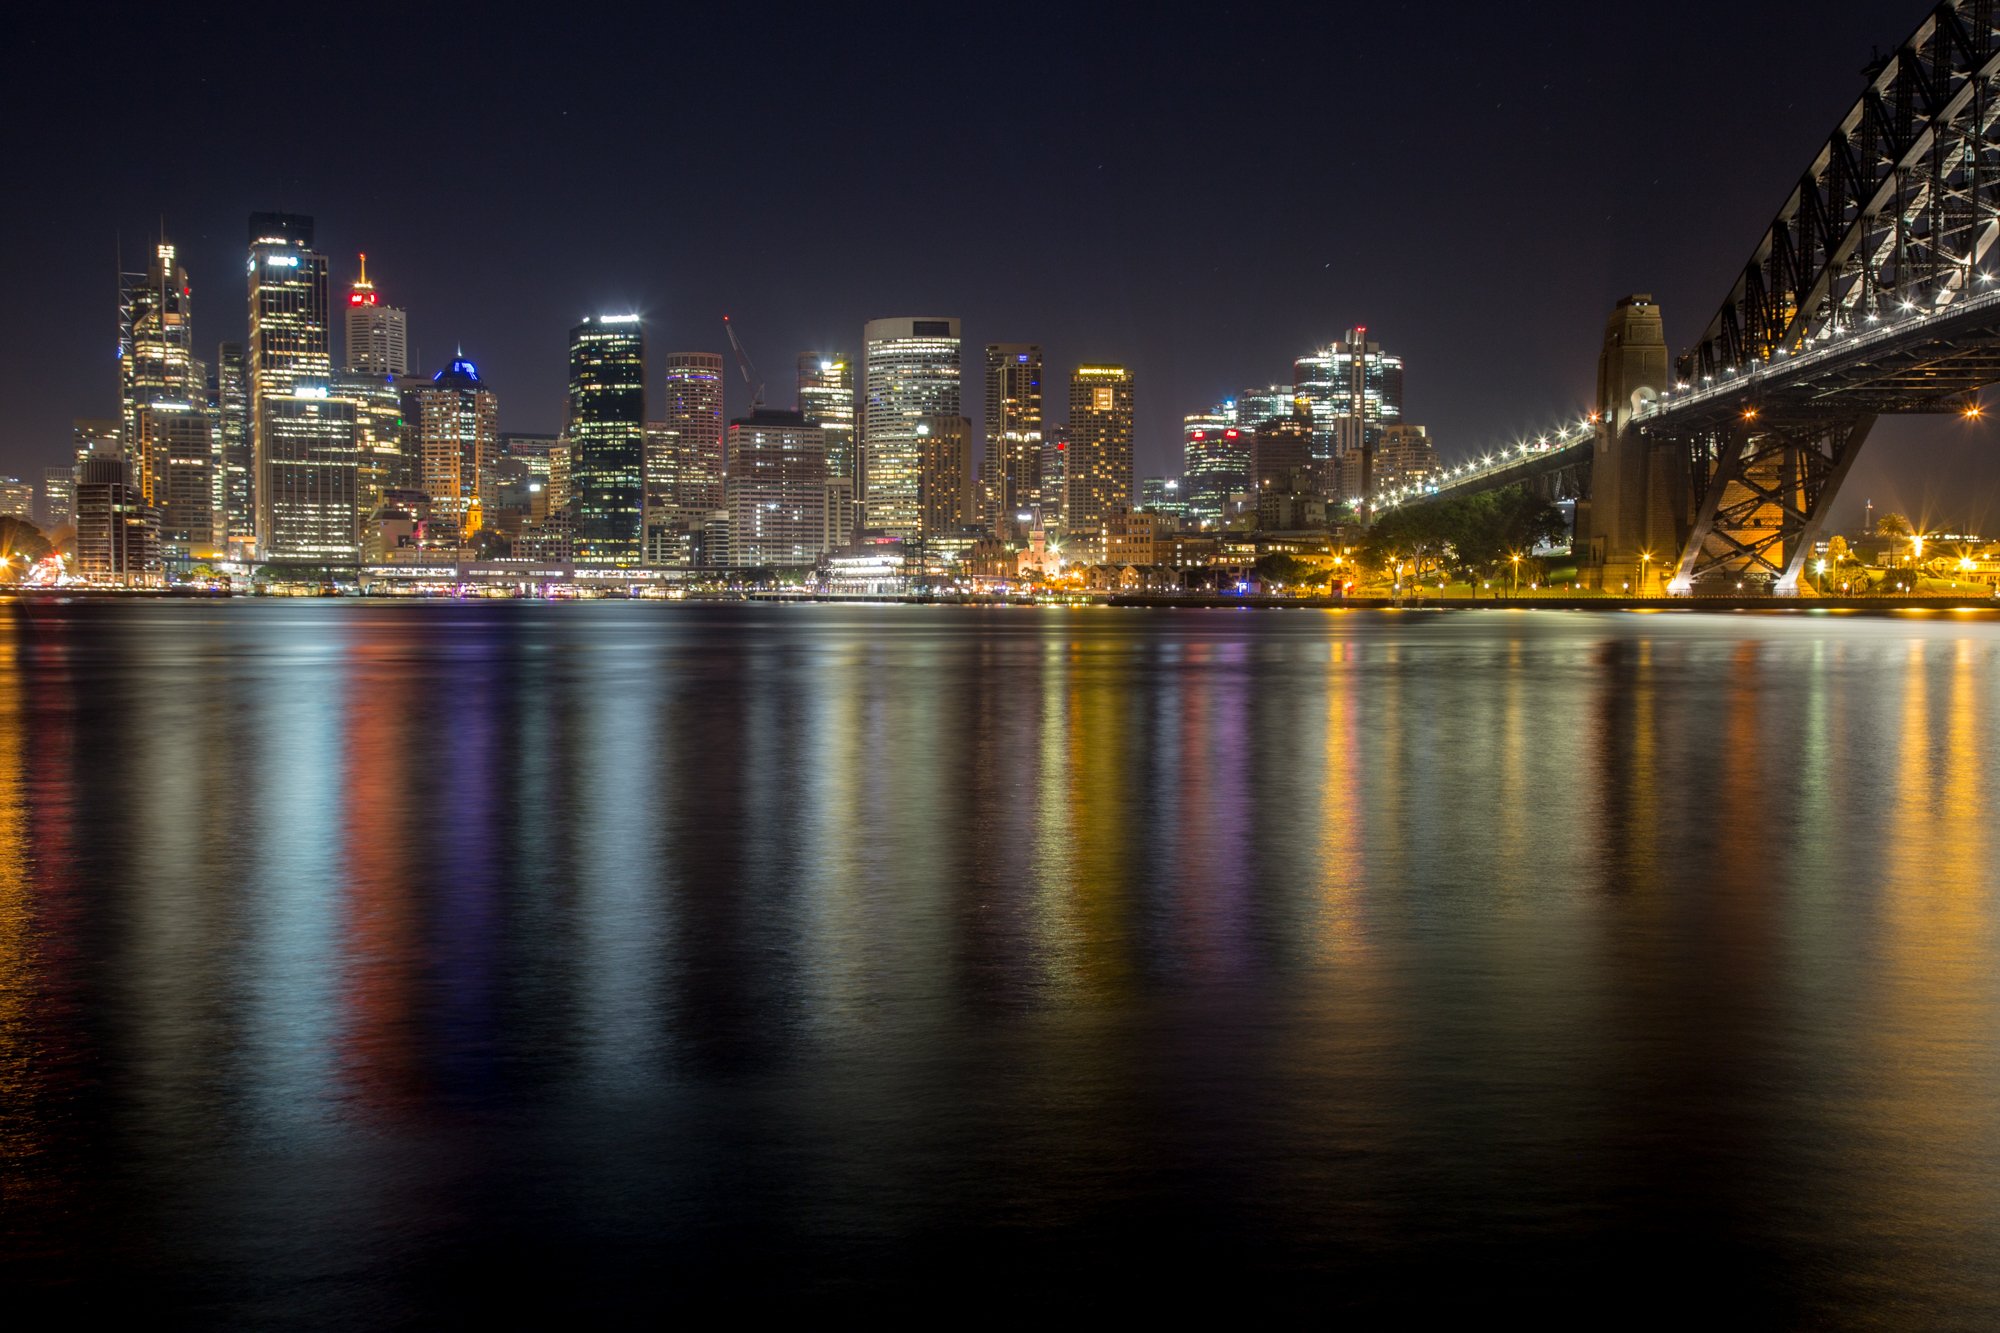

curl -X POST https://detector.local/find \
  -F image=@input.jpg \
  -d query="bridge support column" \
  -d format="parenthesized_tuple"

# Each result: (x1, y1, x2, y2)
(1660, 414, 1873, 593)
(1579, 295, 1670, 591)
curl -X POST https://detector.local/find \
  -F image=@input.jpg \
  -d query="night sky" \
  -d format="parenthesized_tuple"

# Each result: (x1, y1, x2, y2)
(5, 0, 1987, 532)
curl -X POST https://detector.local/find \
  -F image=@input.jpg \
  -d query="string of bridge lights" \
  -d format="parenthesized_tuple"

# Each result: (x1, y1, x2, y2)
(1375, 273, 1999, 514)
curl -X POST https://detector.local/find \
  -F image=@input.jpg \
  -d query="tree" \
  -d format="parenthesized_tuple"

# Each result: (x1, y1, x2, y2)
(0, 516, 52, 578)
(1877, 511, 1913, 539)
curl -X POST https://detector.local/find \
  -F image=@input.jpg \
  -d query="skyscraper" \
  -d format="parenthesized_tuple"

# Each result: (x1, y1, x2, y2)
(567, 315, 645, 564)
(984, 343, 1043, 537)
(661, 352, 726, 515)
(344, 253, 409, 375)
(248, 212, 353, 560)
(862, 317, 960, 541)
(40, 467, 75, 531)
(1293, 329, 1404, 489)
(1066, 364, 1134, 540)
(0, 479, 32, 521)
(915, 414, 976, 540)
(211, 342, 252, 546)
(121, 237, 216, 556)
(725, 408, 828, 566)
(120, 238, 200, 451)
(1184, 416, 1250, 529)
(407, 355, 499, 541)
(797, 352, 855, 484)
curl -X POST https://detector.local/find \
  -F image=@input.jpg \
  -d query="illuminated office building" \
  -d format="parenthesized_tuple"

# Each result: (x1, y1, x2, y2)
(797, 352, 856, 487)
(120, 238, 201, 450)
(983, 343, 1042, 535)
(344, 253, 408, 375)
(120, 237, 216, 553)
(134, 401, 221, 557)
(407, 355, 499, 539)
(567, 315, 646, 563)
(248, 212, 353, 559)
(211, 342, 252, 544)
(330, 368, 403, 512)
(1236, 384, 1299, 430)
(661, 351, 726, 515)
(1066, 364, 1134, 538)
(1138, 476, 1186, 522)
(261, 391, 359, 561)
(914, 414, 976, 540)
(1293, 328, 1404, 480)
(0, 478, 31, 521)
(862, 317, 960, 540)
(73, 454, 157, 582)
(40, 468, 74, 530)
(725, 408, 827, 566)
(1184, 413, 1251, 528)
(1251, 415, 1315, 491)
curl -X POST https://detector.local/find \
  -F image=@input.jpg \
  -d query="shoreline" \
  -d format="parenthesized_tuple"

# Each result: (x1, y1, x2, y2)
(9, 588, 2000, 614)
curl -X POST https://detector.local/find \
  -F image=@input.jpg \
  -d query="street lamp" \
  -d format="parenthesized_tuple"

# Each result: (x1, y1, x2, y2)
(1639, 550, 1653, 596)
(1511, 551, 1522, 598)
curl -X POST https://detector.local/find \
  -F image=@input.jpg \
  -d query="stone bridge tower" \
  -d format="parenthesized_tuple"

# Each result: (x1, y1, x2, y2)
(1579, 295, 1672, 591)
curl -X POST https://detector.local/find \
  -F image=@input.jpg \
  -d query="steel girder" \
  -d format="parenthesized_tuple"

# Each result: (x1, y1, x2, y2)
(1679, 1, 2000, 384)
(1658, 415, 1875, 590)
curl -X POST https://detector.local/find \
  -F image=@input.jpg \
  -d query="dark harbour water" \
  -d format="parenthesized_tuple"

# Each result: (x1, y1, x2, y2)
(3, 600, 1999, 1323)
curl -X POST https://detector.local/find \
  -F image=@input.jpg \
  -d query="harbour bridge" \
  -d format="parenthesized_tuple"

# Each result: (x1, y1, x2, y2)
(1387, 0, 2000, 594)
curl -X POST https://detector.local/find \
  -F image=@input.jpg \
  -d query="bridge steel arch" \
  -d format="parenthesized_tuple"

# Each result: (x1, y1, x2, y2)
(1640, 0, 2000, 591)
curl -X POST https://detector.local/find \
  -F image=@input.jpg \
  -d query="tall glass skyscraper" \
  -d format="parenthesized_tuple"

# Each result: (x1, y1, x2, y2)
(247, 213, 356, 561)
(211, 342, 251, 547)
(122, 237, 218, 558)
(797, 352, 855, 485)
(567, 315, 645, 564)
(1293, 328, 1404, 466)
(983, 343, 1042, 536)
(862, 317, 960, 541)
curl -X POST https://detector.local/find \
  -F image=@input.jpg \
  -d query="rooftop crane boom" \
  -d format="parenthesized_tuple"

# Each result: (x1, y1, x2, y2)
(723, 315, 764, 410)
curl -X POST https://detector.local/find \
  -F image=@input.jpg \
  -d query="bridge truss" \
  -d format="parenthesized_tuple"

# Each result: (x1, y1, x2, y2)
(1658, 0, 2000, 589)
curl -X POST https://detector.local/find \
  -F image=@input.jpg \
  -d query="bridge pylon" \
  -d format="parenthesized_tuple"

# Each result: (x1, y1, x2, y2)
(1578, 295, 1677, 593)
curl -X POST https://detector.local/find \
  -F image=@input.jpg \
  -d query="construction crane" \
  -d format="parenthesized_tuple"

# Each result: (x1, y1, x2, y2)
(723, 315, 764, 410)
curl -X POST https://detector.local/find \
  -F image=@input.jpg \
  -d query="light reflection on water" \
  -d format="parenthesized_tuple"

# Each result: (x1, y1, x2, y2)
(3, 601, 2000, 1320)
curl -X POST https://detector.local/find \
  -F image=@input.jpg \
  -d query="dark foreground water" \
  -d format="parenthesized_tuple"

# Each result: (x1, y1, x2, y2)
(3, 601, 1999, 1322)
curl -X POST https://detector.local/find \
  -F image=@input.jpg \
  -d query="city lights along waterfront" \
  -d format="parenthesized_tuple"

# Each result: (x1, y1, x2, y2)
(5, 601, 2000, 1321)
(14, 0, 2000, 1322)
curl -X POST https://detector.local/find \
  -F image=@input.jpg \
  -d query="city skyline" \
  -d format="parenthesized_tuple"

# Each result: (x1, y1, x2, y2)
(5, 0, 1982, 533)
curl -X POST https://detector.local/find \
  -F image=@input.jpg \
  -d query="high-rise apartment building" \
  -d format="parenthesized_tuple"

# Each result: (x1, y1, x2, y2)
(983, 344, 1043, 536)
(914, 414, 976, 540)
(660, 352, 726, 516)
(1039, 424, 1069, 529)
(725, 408, 828, 566)
(248, 212, 354, 560)
(862, 317, 960, 540)
(1294, 329, 1404, 486)
(334, 371, 405, 513)
(407, 355, 499, 540)
(1374, 423, 1438, 492)
(567, 315, 645, 564)
(1251, 416, 1315, 492)
(344, 253, 409, 376)
(1066, 365, 1134, 540)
